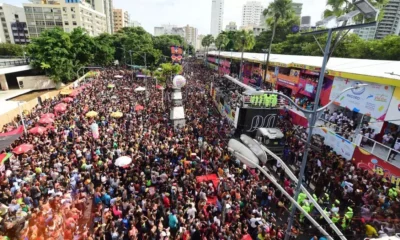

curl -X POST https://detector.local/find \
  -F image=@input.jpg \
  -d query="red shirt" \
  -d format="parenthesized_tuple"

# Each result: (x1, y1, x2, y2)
(163, 196, 170, 208)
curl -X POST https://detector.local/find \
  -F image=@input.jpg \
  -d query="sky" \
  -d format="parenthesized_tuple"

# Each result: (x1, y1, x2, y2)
(1, 0, 327, 35)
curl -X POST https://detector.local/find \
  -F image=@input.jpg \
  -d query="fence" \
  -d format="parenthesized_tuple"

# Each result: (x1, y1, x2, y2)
(0, 74, 88, 129)
(355, 134, 400, 163)
(0, 59, 30, 68)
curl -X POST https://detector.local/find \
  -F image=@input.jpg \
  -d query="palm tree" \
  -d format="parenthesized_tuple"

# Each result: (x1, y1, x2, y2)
(234, 30, 255, 81)
(263, 0, 294, 83)
(201, 34, 214, 64)
(215, 33, 229, 73)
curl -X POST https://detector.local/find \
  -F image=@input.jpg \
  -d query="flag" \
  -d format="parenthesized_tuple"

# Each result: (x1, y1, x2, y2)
(0, 126, 24, 152)
(0, 153, 12, 164)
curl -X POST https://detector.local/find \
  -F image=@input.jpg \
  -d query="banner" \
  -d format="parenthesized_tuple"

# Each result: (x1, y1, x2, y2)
(352, 147, 400, 187)
(0, 126, 24, 152)
(298, 78, 317, 98)
(320, 76, 334, 106)
(384, 86, 400, 124)
(313, 127, 356, 160)
(223, 104, 236, 122)
(329, 77, 394, 120)
(170, 46, 183, 55)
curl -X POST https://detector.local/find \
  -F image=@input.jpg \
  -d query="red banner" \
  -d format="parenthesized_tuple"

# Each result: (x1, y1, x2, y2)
(352, 146, 400, 187)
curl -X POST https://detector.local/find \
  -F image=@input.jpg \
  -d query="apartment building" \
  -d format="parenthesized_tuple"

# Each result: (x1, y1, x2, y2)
(0, 4, 29, 44)
(113, 8, 129, 32)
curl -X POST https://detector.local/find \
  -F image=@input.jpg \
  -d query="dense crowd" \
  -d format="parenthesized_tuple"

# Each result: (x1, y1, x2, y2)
(0, 59, 398, 240)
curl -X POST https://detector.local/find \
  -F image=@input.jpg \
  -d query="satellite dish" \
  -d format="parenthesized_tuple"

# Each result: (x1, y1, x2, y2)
(228, 139, 260, 168)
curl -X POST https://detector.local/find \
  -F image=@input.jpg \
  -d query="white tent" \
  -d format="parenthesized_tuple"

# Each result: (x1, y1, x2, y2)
(134, 86, 146, 92)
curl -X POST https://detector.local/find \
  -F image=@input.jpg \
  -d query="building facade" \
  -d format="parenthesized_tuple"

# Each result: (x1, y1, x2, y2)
(113, 9, 129, 32)
(0, 3, 29, 44)
(154, 24, 185, 38)
(300, 16, 311, 31)
(242, 1, 263, 28)
(225, 22, 237, 31)
(210, 0, 224, 37)
(291, 2, 303, 17)
(129, 20, 141, 27)
(92, 0, 113, 33)
(354, 25, 377, 40)
(375, 0, 400, 39)
(184, 25, 198, 48)
(23, 0, 107, 38)
(196, 34, 205, 50)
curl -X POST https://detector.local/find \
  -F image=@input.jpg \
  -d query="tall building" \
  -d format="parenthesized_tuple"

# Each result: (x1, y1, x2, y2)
(184, 25, 198, 48)
(242, 1, 263, 28)
(129, 20, 141, 27)
(92, 0, 113, 33)
(375, 0, 400, 39)
(154, 24, 185, 38)
(210, 0, 224, 37)
(300, 16, 311, 31)
(354, 25, 377, 40)
(23, 0, 107, 38)
(225, 22, 237, 31)
(113, 9, 129, 32)
(291, 2, 303, 17)
(196, 34, 205, 50)
(0, 4, 29, 44)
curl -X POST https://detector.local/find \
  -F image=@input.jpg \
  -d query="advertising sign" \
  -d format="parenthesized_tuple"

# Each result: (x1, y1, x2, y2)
(236, 108, 279, 137)
(170, 46, 183, 55)
(298, 78, 317, 98)
(313, 127, 356, 160)
(352, 147, 400, 187)
(277, 78, 298, 90)
(384, 86, 400, 124)
(329, 77, 394, 120)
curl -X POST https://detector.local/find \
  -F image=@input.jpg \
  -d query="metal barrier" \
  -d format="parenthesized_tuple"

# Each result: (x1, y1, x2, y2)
(0, 58, 30, 67)
(356, 134, 400, 162)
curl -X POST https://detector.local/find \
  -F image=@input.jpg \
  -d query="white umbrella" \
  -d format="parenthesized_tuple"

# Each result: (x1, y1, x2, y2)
(115, 156, 132, 167)
(114, 75, 123, 79)
(111, 95, 118, 99)
(134, 86, 146, 92)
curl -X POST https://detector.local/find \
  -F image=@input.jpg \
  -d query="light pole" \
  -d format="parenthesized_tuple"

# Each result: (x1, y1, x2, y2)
(284, 11, 378, 240)
(238, 36, 245, 81)
(229, 49, 233, 76)
(128, 50, 133, 66)
(228, 147, 333, 240)
(17, 101, 27, 135)
(262, 48, 268, 89)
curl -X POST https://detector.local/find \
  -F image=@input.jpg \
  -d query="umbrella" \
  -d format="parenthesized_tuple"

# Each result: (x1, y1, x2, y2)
(13, 144, 34, 154)
(28, 126, 47, 135)
(54, 103, 67, 112)
(86, 111, 98, 118)
(114, 75, 123, 79)
(134, 86, 146, 92)
(111, 95, 118, 99)
(111, 111, 123, 118)
(115, 156, 132, 167)
(69, 91, 79, 97)
(108, 84, 115, 88)
(41, 113, 55, 119)
(63, 97, 74, 103)
(39, 117, 54, 124)
(135, 105, 144, 111)
(60, 89, 73, 95)
(23, 110, 29, 115)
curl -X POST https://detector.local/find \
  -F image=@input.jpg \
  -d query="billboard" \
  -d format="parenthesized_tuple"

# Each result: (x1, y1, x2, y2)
(170, 46, 183, 55)
(298, 78, 317, 98)
(171, 54, 183, 64)
(384, 86, 400, 124)
(352, 147, 400, 188)
(329, 77, 394, 120)
(236, 108, 279, 137)
(313, 127, 356, 160)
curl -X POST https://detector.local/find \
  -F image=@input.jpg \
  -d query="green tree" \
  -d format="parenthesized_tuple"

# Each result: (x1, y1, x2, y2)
(234, 30, 255, 80)
(215, 33, 229, 69)
(263, 0, 294, 72)
(93, 33, 116, 66)
(27, 27, 74, 83)
(0, 43, 24, 56)
(153, 35, 185, 59)
(69, 27, 95, 70)
(155, 63, 182, 84)
(201, 34, 214, 55)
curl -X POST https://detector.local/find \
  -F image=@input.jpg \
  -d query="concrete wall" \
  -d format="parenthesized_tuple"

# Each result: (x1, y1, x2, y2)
(0, 75, 8, 90)
(16, 76, 57, 90)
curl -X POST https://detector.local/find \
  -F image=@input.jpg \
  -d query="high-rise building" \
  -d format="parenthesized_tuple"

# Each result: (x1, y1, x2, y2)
(225, 22, 237, 31)
(354, 25, 377, 40)
(300, 16, 311, 31)
(242, 1, 263, 28)
(129, 20, 141, 27)
(291, 2, 303, 17)
(210, 0, 224, 37)
(184, 25, 198, 48)
(375, 0, 400, 39)
(23, 0, 107, 38)
(154, 24, 185, 38)
(0, 3, 29, 44)
(92, 0, 113, 33)
(113, 9, 129, 32)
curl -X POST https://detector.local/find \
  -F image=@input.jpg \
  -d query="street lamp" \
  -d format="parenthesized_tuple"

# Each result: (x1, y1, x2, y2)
(227, 144, 333, 240)
(262, 48, 268, 87)
(284, 2, 378, 239)
(17, 101, 27, 135)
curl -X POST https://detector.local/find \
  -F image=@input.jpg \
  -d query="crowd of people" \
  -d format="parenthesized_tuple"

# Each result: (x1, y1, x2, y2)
(0, 59, 398, 240)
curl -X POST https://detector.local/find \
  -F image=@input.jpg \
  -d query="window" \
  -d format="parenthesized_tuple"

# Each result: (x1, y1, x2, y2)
(63, 7, 67, 13)
(71, 7, 75, 12)
(72, 14, 75, 19)
(72, 21, 77, 26)
(0, 18, 5, 22)
(55, 22, 62, 26)
(46, 21, 55, 26)
(15, 14, 19, 19)
(64, 21, 69, 25)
